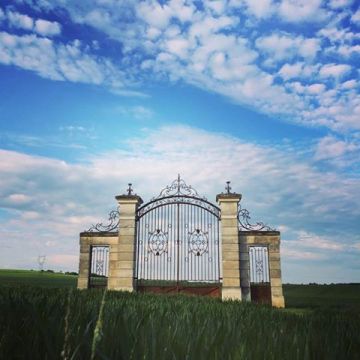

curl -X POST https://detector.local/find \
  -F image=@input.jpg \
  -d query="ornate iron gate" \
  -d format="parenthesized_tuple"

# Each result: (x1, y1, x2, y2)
(135, 176, 221, 293)
(249, 246, 271, 304)
(89, 245, 109, 288)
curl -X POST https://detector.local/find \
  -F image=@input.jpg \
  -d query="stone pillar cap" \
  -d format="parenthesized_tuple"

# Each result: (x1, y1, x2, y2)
(115, 194, 143, 205)
(216, 193, 242, 202)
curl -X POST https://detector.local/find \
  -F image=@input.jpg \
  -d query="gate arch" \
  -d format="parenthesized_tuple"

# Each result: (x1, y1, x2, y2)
(135, 176, 221, 291)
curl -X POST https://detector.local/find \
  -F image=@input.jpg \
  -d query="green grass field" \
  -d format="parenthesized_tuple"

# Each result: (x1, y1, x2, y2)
(0, 269, 78, 288)
(0, 269, 359, 359)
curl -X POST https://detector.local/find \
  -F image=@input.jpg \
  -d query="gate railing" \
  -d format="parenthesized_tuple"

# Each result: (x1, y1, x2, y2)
(89, 245, 109, 288)
(135, 176, 221, 286)
(249, 246, 270, 284)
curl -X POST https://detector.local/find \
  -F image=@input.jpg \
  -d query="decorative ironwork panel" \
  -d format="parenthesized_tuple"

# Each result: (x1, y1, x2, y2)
(89, 246, 109, 288)
(87, 210, 119, 233)
(238, 205, 275, 231)
(136, 176, 221, 284)
(249, 246, 270, 283)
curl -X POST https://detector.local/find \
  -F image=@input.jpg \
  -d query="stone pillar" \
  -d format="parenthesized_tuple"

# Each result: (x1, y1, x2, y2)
(107, 194, 143, 291)
(77, 240, 90, 289)
(269, 236, 285, 308)
(216, 192, 242, 301)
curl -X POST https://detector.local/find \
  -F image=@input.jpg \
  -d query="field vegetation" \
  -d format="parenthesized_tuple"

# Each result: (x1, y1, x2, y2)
(0, 270, 359, 359)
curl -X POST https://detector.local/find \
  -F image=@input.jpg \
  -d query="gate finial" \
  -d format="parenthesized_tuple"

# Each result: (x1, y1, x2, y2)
(225, 181, 232, 194)
(127, 183, 133, 195)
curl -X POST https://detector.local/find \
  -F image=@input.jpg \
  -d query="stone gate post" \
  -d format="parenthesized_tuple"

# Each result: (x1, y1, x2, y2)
(107, 192, 143, 291)
(217, 191, 242, 301)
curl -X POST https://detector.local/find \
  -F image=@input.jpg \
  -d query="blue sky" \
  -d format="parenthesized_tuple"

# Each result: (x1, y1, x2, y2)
(0, 0, 359, 283)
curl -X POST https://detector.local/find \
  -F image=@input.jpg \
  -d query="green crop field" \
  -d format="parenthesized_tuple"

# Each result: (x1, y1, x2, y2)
(0, 270, 359, 359)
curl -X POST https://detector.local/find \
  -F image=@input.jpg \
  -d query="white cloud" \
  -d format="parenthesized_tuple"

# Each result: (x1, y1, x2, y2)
(319, 63, 352, 79)
(7, 11, 34, 31)
(341, 79, 357, 90)
(314, 135, 359, 163)
(0, 8, 5, 22)
(255, 33, 320, 61)
(329, 0, 353, 9)
(307, 83, 326, 94)
(115, 105, 154, 119)
(351, 9, 360, 25)
(278, 0, 328, 23)
(34, 19, 61, 36)
(0, 31, 135, 92)
(1, 1, 359, 135)
(238, 0, 275, 19)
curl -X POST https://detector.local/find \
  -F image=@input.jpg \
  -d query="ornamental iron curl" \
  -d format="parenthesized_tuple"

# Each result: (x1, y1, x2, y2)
(153, 174, 206, 200)
(188, 229, 209, 256)
(238, 205, 275, 231)
(148, 228, 168, 256)
(87, 209, 119, 232)
(137, 175, 220, 219)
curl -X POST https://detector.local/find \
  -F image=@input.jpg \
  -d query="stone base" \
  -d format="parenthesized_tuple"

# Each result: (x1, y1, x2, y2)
(272, 295, 285, 308)
(77, 277, 88, 289)
(222, 287, 242, 301)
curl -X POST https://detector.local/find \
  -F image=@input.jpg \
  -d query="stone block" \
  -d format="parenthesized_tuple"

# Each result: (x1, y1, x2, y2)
(222, 235, 240, 244)
(222, 269, 240, 278)
(117, 261, 134, 269)
(222, 287, 242, 301)
(241, 235, 255, 244)
(118, 244, 135, 253)
(221, 227, 239, 237)
(118, 226, 136, 236)
(269, 252, 280, 261)
(223, 260, 239, 271)
(118, 252, 134, 261)
(269, 260, 281, 270)
(222, 243, 240, 252)
(118, 235, 136, 245)
(115, 278, 134, 288)
(222, 251, 240, 261)
(270, 278, 282, 287)
(270, 269, 281, 278)
(80, 244, 91, 253)
(109, 251, 118, 261)
(77, 277, 88, 289)
(223, 277, 241, 287)
(118, 268, 134, 278)
(270, 286, 283, 296)
(272, 295, 285, 308)
(269, 243, 280, 251)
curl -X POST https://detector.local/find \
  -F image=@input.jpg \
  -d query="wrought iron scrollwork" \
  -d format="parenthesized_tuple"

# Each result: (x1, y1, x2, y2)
(188, 229, 209, 256)
(87, 210, 119, 232)
(137, 175, 220, 219)
(153, 174, 206, 200)
(238, 205, 275, 231)
(148, 229, 168, 256)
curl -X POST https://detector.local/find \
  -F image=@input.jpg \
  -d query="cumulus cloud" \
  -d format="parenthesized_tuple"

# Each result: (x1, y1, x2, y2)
(7, 11, 34, 30)
(314, 135, 359, 167)
(319, 63, 352, 79)
(0, 31, 136, 92)
(34, 19, 61, 36)
(256, 32, 320, 62)
(0, 1, 359, 134)
(278, 0, 328, 23)
(351, 8, 360, 25)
